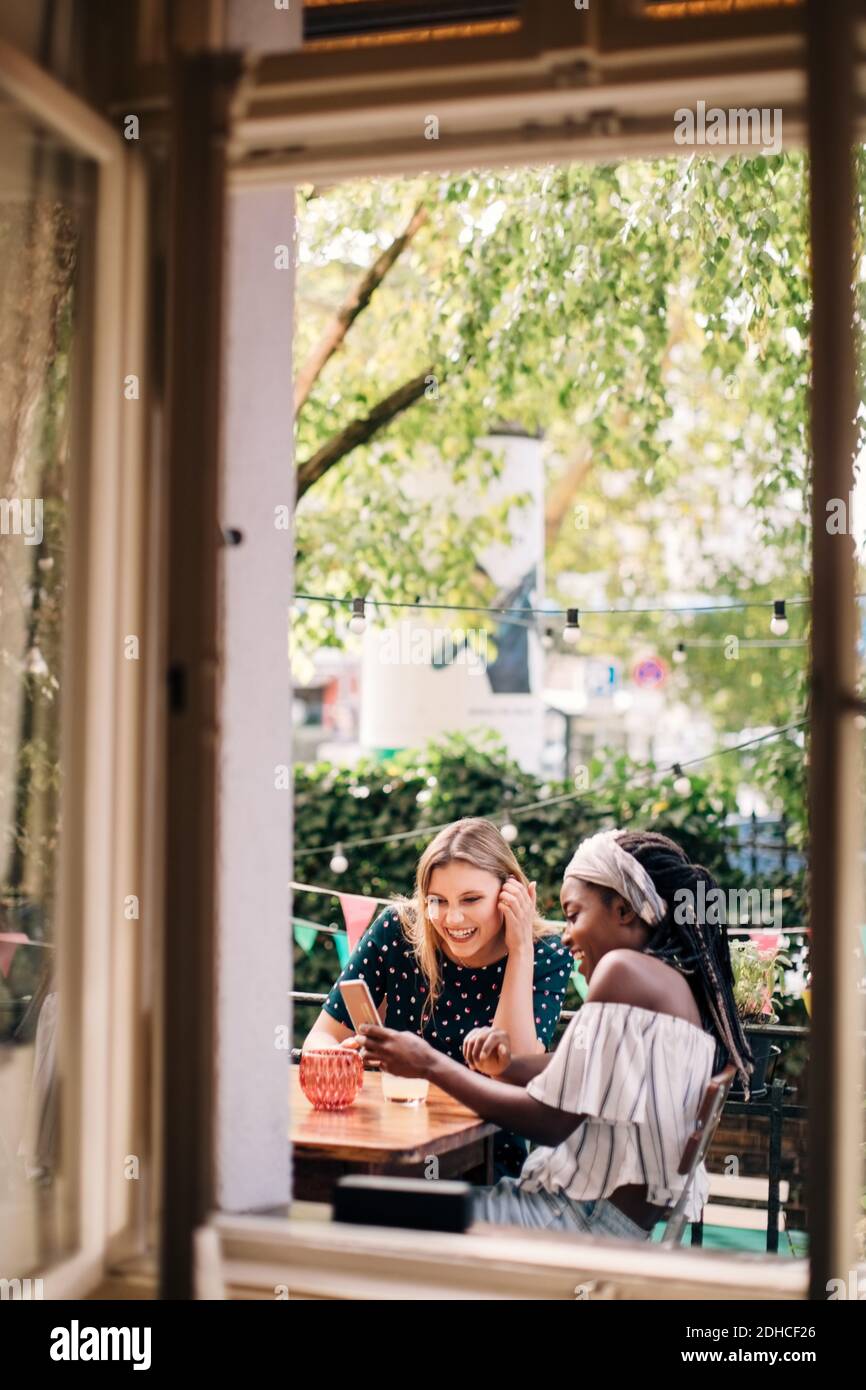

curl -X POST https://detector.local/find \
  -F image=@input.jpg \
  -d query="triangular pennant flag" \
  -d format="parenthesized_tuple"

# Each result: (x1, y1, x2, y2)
(292, 919, 319, 954)
(748, 930, 781, 955)
(335, 933, 351, 969)
(338, 893, 379, 952)
(0, 932, 29, 979)
(571, 964, 588, 1001)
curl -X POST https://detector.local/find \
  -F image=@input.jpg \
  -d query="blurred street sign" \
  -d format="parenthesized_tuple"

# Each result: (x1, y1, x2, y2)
(632, 654, 668, 689)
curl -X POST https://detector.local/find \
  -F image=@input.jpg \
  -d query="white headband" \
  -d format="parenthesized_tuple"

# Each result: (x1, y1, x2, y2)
(564, 829, 667, 926)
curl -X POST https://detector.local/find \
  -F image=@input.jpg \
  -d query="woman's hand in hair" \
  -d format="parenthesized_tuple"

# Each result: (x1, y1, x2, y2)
(498, 875, 537, 957)
(463, 1026, 512, 1077)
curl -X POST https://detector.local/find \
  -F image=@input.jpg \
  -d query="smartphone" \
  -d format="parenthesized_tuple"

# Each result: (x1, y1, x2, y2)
(339, 978, 383, 1034)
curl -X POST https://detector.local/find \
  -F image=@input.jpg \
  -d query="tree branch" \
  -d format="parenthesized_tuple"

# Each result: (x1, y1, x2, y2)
(294, 202, 428, 414)
(544, 446, 593, 550)
(296, 367, 435, 499)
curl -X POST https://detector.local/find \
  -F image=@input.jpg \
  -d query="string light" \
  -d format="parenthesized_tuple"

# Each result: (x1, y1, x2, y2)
(563, 608, 582, 645)
(294, 719, 807, 860)
(329, 843, 349, 874)
(290, 589, 835, 657)
(293, 589, 832, 622)
(672, 763, 693, 796)
(348, 597, 367, 635)
(24, 647, 48, 677)
(770, 599, 789, 637)
(500, 820, 519, 843)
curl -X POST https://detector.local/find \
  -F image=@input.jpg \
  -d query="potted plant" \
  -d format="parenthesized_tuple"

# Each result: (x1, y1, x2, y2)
(729, 937, 792, 1098)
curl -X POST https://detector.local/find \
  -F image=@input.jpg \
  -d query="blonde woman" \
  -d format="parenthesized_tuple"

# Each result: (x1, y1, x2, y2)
(303, 817, 572, 1177)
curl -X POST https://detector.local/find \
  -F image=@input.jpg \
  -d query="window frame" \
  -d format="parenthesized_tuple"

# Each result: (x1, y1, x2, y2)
(3, 0, 859, 1302)
(0, 36, 152, 1298)
(209, 2, 860, 1300)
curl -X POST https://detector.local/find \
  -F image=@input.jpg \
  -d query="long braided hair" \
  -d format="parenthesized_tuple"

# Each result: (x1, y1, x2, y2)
(606, 830, 755, 1095)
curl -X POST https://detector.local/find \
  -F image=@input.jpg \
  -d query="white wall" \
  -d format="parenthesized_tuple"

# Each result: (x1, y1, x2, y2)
(216, 184, 296, 1213)
(360, 432, 546, 772)
(214, 0, 301, 1218)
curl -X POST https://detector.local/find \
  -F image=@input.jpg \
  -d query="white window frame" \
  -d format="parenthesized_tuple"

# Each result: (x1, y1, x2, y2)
(0, 37, 152, 1298)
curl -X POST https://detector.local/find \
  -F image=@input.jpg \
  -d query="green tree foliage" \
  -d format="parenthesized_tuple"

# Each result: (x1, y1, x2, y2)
(293, 153, 855, 739)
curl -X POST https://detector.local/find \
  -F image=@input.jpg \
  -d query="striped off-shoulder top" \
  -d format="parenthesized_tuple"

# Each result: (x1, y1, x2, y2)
(518, 1000, 718, 1223)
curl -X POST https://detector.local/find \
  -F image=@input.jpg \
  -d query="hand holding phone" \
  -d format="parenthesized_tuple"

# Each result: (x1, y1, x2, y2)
(339, 979, 384, 1066)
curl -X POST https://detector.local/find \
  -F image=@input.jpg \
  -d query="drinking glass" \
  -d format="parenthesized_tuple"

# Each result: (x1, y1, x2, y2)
(380, 1071, 430, 1105)
(299, 1048, 363, 1110)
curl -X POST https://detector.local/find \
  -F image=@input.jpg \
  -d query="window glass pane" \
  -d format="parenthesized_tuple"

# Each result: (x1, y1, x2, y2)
(0, 101, 95, 1275)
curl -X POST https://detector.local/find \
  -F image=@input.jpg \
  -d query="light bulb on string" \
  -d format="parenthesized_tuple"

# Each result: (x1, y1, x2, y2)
(349, 597, 368, 635)
(500, 820, 518, 843)
(330, 844, 349, 874)
(24, 646, 48, 677)
(770, 599, 788, 637)
(541, 627, 555, 651)
(672, 763, 692, 796)
(563, 608, 581, 645)
(673, 641, 687, 665)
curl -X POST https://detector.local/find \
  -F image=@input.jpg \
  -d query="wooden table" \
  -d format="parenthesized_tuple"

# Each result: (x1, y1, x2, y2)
(290, 1067, 499, 1203)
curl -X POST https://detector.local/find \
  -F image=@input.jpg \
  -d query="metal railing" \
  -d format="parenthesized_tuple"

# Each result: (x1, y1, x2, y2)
(289, 990, 811, 1035)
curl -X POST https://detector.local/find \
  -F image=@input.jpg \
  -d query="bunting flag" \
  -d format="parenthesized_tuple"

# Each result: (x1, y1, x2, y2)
(571, 964, 588, 1001)
(748, 930, 782, 954)
(0, 932, 30, 979)
(337, 893, 379, 952)
(292, 918, 320, 955)
(291, 915, 354, 967)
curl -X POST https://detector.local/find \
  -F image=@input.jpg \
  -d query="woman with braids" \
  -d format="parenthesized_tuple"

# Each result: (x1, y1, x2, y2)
(358, 828, 754, 1242)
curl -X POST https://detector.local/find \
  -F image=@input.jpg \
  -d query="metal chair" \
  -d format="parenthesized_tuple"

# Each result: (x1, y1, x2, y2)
(694, 1172, 794, 1252)
(658, 1063, 737, 1248)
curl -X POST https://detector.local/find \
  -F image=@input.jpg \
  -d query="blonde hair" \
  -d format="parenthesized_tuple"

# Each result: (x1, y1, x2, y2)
(393, 817, 557, 1026)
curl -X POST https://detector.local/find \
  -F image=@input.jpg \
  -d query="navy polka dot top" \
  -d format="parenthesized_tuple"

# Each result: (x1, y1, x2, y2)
(322, 907, 572, 1177)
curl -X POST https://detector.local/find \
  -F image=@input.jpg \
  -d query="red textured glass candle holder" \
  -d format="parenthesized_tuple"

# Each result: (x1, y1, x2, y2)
(299, 1049, 363, 1110)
